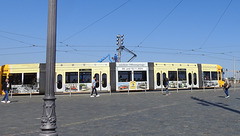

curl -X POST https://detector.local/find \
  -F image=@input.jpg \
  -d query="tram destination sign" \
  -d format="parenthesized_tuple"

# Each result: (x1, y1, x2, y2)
(116, 62, 148, 67)
(118, 67, 147, 71)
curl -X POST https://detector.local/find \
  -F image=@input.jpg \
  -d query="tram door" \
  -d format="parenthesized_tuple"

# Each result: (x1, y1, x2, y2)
(56, 73, 64, 92)
(156, 71, 166, 89)
(188, 72, 198, 88)
(94, 71, 108, 91)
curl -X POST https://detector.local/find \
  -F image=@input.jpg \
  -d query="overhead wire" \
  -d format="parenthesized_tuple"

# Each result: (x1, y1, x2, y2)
(61, 0, 131, 42)
(199, 0, 233, 49)
(1, 1, 238, 64)
(0, 51, 46, 56)
(0, 34, 45, 48)
(134, 0, 184, 49)
(0, 29, 46, 41)
(58, 0, 131, 53)
(133, 45, 236, 57)
(0, 45, 43, 50)
(131, 0, 234, 62)
(134, 49, 239, 61)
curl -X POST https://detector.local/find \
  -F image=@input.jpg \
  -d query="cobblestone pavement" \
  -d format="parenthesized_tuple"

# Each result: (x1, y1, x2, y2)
(0, 86, 240, 136)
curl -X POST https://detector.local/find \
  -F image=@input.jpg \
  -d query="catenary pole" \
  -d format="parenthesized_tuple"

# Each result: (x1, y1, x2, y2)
(233, 56, 236, 84)
(118, 37, 121, 62)
(40, 0, 58, 136)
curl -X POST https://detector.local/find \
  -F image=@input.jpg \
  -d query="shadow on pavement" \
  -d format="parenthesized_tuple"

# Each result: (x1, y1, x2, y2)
(197, 102, 210, 106)
(191, 97, 240, 115)
(218, 96, 225, 98)
(236, 98, 240, 100)
(10, 100, 19, 103)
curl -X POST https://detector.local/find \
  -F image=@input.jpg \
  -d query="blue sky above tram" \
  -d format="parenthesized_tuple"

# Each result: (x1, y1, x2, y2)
(0, 0, 239, 75)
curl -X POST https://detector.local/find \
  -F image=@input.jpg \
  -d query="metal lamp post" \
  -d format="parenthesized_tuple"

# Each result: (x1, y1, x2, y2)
(40, 0, 58, 135)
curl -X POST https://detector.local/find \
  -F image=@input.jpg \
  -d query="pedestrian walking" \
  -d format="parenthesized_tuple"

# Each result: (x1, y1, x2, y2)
(223, 78, 230, 98)
(1, 78, 11, 103)
(164, 78, 170, 96)
(90, 76, 100, 97)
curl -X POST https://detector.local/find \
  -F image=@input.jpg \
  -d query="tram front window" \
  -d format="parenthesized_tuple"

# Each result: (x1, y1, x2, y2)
(9, 73, 22, 85)
(211, 72, 218, 80)
(2, 76, 6, 84)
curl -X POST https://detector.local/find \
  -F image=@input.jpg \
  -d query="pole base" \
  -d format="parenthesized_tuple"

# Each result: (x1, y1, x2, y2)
(39, 131, 58, 136)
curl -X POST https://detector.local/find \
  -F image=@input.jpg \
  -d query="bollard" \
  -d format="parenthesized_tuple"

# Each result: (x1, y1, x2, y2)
(177, 82, 179, 93)
(11, 90, 13, 98)
(191, 84, 193, 92)
(128, 88, 129, 95)
(214, 87, 216, 92)
(203, 81, 205, 91)
(70, 86, 72, 97)
(161, 85, 163, 94)
(234, 83, 236, 91)
(30, 89, 32, 98)
(110, 86, 111, 95)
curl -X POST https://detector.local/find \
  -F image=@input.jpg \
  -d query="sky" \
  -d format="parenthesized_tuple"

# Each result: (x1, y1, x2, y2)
(0, 0, 239, 76)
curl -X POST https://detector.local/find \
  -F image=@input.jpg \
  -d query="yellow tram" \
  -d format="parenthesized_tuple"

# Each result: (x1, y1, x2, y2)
(0, 62, 225, 94)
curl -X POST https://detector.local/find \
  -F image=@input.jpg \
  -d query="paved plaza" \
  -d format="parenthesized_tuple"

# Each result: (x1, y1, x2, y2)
(0, 86, 240, 136)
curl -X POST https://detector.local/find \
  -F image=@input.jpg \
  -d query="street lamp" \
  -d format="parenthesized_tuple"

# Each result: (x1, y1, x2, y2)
(40, 0, 58, 136)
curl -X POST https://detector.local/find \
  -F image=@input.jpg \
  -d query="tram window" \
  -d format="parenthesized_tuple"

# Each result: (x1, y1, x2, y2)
(178, 70, 186, 81)
(102, 73, 107, 87)
(2, 76, 6, 84)
(118, 71, 132, 82)
(157, 73, 160, 86)
(134, 71, 147, 81)
(57, 74, 62, 89)
(211, 72, 217, 80)
(79, 71, 92, 83)
(188, 73, 192, 85)
(94, 74, 99, 88)
(163, 73, 166, 81)
(194, 73, 197, 85)
(66, 72, 78, 83)
(218, 72, 221, 80)
(203, 71, 210, 80)
(9, 73, 22, 85)
(24, 73, 37, 85)
(168, 71, 177, 81)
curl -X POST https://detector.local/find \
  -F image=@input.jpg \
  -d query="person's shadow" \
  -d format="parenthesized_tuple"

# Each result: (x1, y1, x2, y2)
(191, 97, 240, 115)
(218, 96, 225, 98)
(10, 100, 19, 103)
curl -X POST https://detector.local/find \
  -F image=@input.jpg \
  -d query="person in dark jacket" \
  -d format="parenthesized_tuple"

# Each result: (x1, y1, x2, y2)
(1, 78, 11, 103)
(164, 78, 170, 96)
(223, 78, 230, 98)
